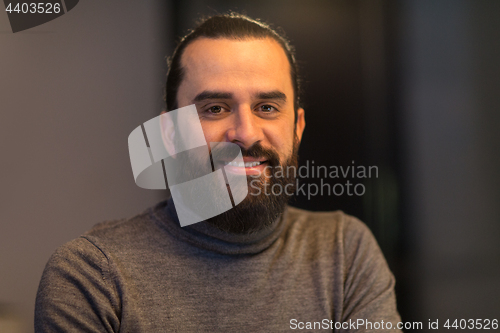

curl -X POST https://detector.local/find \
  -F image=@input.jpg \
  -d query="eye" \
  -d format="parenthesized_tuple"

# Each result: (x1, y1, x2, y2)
(207, 105, 224, 114)
(259, 104, 277, 113)
(199, 104, 231, 119)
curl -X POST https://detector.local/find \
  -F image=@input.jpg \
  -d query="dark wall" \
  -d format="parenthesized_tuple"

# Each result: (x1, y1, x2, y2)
(399, 0, 500, 328)
(172, 0, 500, 329)
(172, 0, 401, 256)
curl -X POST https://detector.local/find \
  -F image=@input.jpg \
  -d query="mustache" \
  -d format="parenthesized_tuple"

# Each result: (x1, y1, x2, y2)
(240, 143, 280, 163)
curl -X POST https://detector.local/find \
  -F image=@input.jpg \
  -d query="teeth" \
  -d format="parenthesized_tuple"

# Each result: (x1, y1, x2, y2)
(224, 161, 263, 167)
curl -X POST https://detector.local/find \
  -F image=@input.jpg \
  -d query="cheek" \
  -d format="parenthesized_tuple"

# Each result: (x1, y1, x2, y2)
(200, 122, 225, 144)
(264, 125, 295, 153)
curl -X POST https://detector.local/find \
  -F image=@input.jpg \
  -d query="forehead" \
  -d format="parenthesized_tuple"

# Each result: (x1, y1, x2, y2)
(179, 37, 293, 97)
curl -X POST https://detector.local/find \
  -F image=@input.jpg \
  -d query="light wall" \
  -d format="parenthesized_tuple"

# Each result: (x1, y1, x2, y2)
(0, 1, 170, 331)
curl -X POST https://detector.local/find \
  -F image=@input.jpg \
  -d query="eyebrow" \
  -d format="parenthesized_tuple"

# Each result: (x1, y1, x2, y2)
(192, 90, 287, 103)
(255, 90, 287, 103)
(193, 91, 233, 102)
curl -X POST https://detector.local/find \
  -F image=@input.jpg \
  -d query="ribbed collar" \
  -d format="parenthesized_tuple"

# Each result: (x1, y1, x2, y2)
(151, 199, 288, 256)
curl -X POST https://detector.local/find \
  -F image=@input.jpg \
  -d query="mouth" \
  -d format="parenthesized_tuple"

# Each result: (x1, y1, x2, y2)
(224, 160, 266, 168)
(221, 159, 268, 175)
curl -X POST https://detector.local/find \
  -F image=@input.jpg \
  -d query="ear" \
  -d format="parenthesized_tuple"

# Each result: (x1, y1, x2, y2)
(295, 107, 306, 142)
(160, 110, 176, 157)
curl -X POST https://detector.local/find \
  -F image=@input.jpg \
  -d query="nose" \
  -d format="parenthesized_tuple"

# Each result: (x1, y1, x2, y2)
(225, 106, 263, 148)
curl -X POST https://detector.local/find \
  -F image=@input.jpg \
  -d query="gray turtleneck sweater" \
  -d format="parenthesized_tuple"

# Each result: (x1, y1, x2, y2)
(35, 200, 402, 332)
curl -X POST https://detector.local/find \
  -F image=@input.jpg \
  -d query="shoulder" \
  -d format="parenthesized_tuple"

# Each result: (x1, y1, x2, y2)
(36, 236, 123, 332)
(84, 206, 155, 240)
(36, 205, 162, 304)
(76, 202, 169, 253)
(41, 202, 168, 276)
(281, 206, 380, 266)
(284, 205, 374, 243)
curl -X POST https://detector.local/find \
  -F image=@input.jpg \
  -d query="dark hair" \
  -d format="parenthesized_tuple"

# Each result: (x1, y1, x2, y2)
(165, 13, 301, 117)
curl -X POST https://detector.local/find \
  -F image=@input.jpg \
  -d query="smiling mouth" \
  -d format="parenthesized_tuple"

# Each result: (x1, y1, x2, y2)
(223, 161, 266, 167)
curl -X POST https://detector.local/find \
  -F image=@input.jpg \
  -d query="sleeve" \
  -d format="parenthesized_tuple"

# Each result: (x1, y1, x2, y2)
(35, 237, 121, 333)
(341, 217, 402, 333)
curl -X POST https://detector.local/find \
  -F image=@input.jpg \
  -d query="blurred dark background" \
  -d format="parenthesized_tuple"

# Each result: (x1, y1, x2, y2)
(1, 0, 499, 332)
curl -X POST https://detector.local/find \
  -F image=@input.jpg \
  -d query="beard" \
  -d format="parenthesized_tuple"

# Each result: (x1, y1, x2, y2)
(165, 136, 299, 234)
(205, 137, 299, 234)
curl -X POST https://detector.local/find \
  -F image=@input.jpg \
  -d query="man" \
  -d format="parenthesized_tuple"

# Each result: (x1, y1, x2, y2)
(35, 14, 402, 332)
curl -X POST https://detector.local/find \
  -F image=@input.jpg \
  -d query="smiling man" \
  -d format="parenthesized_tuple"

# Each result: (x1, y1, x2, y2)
(170, 33, 304, 234)
(35, 14, 402, 332)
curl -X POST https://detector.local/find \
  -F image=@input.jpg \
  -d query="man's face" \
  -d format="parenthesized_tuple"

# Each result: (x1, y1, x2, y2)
(173, 37, 305, 233)
(177, 37, 305, 172)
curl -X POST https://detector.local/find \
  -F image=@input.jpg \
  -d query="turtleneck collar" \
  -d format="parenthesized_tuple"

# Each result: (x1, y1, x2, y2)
(151, 198, 288, 256)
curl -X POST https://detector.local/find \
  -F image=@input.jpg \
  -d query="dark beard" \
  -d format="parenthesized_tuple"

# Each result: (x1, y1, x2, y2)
(205, 138, 299, 234)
